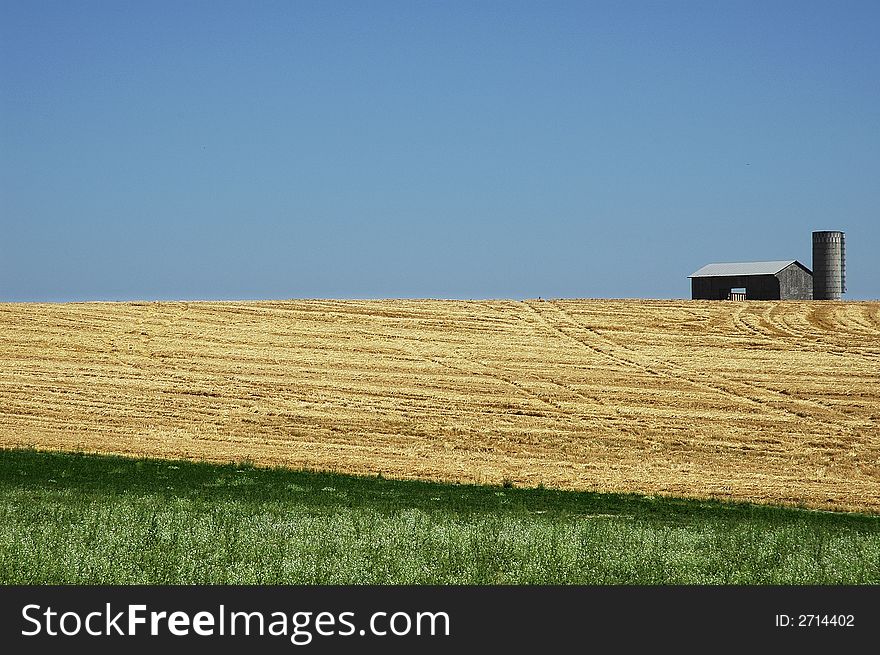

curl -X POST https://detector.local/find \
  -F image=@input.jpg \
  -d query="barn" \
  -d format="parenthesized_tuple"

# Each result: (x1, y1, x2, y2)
(688, 260, 813, 300)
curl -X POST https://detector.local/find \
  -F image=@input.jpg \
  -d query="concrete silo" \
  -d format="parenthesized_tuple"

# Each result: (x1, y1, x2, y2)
(812, 231, 846, 300)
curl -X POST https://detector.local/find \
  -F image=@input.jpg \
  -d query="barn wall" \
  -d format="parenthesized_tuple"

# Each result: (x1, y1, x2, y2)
(691, 275, 780, 300)
(777, 264, 813, 300)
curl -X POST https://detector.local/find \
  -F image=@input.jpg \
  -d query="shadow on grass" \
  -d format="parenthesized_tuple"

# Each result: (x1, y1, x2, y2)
(2, 447, 876, 530)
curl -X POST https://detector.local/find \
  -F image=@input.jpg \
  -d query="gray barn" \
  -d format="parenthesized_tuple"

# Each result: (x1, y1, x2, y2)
(689, 260, 813, 300)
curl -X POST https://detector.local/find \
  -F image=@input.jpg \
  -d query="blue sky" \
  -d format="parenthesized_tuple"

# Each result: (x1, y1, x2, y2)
(2, 1, 878, 301)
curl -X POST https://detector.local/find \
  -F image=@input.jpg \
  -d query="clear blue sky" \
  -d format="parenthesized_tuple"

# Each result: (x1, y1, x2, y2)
(2, 1, 878, 301)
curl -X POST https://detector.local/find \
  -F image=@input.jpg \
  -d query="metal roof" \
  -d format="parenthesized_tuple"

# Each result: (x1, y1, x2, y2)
(688, 260, 801, 278)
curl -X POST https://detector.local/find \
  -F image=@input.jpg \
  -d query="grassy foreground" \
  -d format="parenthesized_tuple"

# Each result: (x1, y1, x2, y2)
(1, 448, 878, 584)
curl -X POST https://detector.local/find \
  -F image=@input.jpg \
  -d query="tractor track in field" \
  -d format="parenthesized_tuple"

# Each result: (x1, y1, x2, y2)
(764, 304, 880, 365)
(731, 304, 774, 342)
(3, 298, 879, 513)
(731, 304, 871, 363)
(525, 300, 872, 438)
(383, 337, 632, 439)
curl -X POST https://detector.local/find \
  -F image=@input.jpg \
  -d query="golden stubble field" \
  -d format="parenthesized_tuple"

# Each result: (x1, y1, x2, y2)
(1, 299, 878, 513)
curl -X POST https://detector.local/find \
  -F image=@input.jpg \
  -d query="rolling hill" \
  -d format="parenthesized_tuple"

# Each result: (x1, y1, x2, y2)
(1, 299, 878, 513)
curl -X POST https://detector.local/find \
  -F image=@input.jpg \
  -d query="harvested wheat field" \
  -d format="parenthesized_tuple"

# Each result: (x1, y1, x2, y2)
(1, 299, 878, 513)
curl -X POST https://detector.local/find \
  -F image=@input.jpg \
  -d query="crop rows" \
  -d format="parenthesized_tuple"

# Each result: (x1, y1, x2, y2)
(1, 299, 878, 512)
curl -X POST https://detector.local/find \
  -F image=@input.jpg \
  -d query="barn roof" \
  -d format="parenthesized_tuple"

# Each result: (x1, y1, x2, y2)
(688, 260, 809, 278)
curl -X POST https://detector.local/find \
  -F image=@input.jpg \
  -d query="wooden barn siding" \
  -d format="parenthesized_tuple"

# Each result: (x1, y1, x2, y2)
(777, 263, 813, 300)
(691, 275, 780, 300)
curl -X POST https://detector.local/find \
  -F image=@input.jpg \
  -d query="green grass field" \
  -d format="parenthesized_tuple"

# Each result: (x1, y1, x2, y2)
(1, 448, 878, 584)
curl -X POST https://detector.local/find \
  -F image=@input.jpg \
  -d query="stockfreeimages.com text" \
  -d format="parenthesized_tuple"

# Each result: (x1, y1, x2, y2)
(22, 603, 450, 645)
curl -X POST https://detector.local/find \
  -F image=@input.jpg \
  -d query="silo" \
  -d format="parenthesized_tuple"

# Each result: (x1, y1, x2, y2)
(812, 231, 846, 300)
